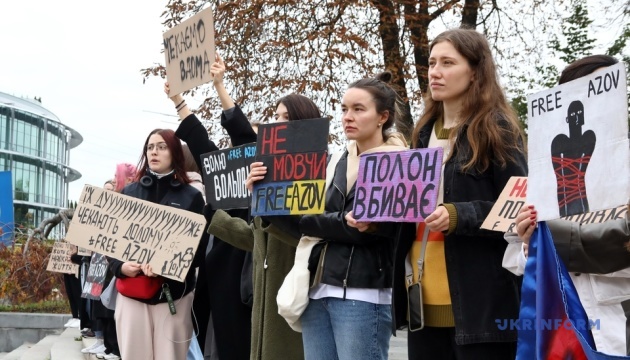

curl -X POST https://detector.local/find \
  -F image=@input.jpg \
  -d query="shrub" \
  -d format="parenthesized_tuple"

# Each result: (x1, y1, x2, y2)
(0, 299, 70, 313)
(0, 240, 67, 305)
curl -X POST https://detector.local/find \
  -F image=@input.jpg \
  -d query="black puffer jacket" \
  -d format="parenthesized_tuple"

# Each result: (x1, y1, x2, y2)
(299, 150, 397, 295)
(109, 172, 205, 305)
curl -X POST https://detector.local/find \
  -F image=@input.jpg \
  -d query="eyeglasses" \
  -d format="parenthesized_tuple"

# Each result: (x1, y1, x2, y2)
(146, 143, 169, 152)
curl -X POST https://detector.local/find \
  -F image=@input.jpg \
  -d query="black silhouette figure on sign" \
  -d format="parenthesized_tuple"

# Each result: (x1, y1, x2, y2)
(550, 100, 596, 216)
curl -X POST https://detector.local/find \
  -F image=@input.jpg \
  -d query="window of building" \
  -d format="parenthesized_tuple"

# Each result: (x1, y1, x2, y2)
(12, 159, 41, 203)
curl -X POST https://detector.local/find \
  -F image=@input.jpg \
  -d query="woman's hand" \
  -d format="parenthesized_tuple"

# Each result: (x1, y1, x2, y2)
(345, 211, 371, 232)
(516, 204, 537, 246)
(425, 206, 450, 232)
(121, 262, 142, 277)
(140, 263, 157, 277)
(164, 82, 183, 106)
(246, 162, 267, 192)
(210, 53, 226, 86)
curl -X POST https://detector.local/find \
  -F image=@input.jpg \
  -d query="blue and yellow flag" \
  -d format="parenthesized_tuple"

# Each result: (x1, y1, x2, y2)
(517, 221, 629, 359)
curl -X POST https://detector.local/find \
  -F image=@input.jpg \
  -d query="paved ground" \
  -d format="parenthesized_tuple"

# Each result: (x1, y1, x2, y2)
(388, 331, 408, 360)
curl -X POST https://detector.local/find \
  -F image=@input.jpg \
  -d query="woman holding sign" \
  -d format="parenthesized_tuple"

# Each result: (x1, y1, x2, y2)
(251, 72, 407, 360)
(503, 55, 630, 356)
(385, 28, 527, 359)
(165, 53, 258, 360)
(207, 93, 323, 360)
(108, 129, 205, 360)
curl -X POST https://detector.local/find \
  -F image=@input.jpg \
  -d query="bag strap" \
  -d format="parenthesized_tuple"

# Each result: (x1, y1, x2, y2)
(405, 225, 430, 287)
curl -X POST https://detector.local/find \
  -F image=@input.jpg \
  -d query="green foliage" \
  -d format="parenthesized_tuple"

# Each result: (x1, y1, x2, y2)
(549, 0, 596, 65)
(0, 240, 67, 305)
(0, 299, 70, 313)
(512, 0, 597, 129)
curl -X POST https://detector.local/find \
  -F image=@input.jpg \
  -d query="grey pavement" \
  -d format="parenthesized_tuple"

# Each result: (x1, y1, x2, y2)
(388, 331, 408, 360)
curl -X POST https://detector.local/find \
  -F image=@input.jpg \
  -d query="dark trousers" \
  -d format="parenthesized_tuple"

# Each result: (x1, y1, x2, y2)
(63, 273, 82, 318)
(408, 326, 516, 360)
(102, 317, 120, 356)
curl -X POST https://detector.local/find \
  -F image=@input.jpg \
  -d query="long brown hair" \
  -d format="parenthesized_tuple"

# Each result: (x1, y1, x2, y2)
(135, 129, 191, 183)
(411, 28, 525, 172)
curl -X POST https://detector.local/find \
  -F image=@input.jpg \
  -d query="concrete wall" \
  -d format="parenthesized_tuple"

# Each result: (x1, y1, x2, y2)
(0, 313, 71, 352)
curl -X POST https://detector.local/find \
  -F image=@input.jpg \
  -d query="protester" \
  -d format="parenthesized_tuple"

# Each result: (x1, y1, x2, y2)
(386, 28, 527, 359)
(206, 93, 324, 360)
(261, 71, 407, 360)
(182, 144, 205, 202)
(69, 248, 93, 335)
(111, 163, 136, 193)
(86, 170, 135, 359)
(103, 179, 115, 191)
(108, 129, 205, 360)
(165, 53, 257, 360)
(63, 250, 83, 329)
(502, 52, 630, 357)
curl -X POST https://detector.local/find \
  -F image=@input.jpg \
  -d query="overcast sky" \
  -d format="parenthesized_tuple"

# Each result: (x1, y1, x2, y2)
(0, 0, 208, 201)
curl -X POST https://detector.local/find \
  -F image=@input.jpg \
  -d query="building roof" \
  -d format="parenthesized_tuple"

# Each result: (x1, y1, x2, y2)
(0, 91, 83, 149)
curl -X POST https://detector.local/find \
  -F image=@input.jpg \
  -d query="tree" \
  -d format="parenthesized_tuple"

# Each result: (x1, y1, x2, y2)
(144, 0, 570, 143)
(510, 0, 629, 129)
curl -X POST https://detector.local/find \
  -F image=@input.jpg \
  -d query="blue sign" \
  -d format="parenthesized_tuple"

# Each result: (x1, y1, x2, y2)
(0, 171, 14, 245)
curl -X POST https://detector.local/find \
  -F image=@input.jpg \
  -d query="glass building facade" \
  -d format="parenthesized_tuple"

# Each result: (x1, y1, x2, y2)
(0, 91, 82, 232)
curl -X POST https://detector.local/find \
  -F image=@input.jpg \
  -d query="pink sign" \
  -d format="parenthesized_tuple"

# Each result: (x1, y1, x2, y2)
(353, 148, 443, 222)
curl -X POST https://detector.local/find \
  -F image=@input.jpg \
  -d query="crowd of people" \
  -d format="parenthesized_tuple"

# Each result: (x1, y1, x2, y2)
(62, 27, 630, 360)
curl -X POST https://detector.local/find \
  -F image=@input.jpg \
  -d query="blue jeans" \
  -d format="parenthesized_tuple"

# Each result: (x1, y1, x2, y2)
(186, 331, 203, 360)
(301, 297, 392, 360)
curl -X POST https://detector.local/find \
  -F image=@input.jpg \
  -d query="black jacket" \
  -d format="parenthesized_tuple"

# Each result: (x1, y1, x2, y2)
(295, 150, 396, 294)
(176, 108, 256, 360)
(109, 172, 205, 305)
(392, 118, 527, 344)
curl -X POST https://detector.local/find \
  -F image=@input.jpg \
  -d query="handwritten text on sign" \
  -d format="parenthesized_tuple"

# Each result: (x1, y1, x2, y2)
(162, 7, 216, 95)
(201, 143, 256, 209)
(65, 185, 206, 282)
(46, 241, 79, 274)
(527, 62, 629, 221)
(81, 253, 108, 300)
(482, 176, 627, 233)
(481, 177, 528, 232)
(353, 148, 443, 222)
(252, 118, 329, 215)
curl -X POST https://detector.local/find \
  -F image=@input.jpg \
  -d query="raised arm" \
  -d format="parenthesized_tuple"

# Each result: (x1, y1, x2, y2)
(212, 54, 257, 146)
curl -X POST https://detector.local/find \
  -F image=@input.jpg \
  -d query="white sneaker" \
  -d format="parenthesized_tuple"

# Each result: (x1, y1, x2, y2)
(64, 318, 80, 328)
(81, 340, 104, 353)
(87, 344, 107, 354)
(96, 352, 120, 359)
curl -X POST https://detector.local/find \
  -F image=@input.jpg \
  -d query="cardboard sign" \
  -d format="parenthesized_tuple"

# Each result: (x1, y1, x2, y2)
(163, 7, 216, 95)
(561, 204, 628, 225)
(481, 177, 528, 232)
(353, 148, 443, 222)
(201, 143, 256, 209)
(77, 247, 92, 256)
(81, 253, 108, 300)
(46, 241, 79, 274)
(65, 185, 206, 282)
(251, 118, 329, 215)
(483, 177, 628, 233)
(527, 62, 630, 221)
